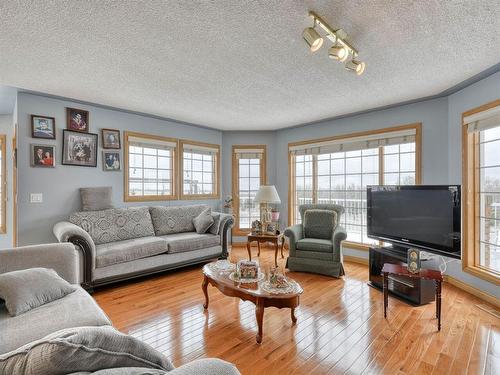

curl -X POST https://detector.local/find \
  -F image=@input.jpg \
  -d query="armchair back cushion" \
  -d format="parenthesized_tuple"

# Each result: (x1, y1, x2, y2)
(149, 205, 208, 236)
(303, 209, 337, 240)
(69, 207, 155, 245)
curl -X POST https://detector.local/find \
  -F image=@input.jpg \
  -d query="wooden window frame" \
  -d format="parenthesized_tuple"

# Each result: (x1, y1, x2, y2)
(288, 123, 422, 251)
(232, 145, 267, 236)
(462, 99, 500, 285)
(0, 135, 6, 234)
(123, 131, 178, 202)
(179, 139, 220, 200)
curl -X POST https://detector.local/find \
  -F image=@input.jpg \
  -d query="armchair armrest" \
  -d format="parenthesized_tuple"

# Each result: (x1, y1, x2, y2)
(0, 243, 80, 284)
(284, 224, 303, 257)
(332, 225, 347, 261)
(168, 358, 240, 375)
(213, 212, 234, 259)
(53, 221, 96, 290)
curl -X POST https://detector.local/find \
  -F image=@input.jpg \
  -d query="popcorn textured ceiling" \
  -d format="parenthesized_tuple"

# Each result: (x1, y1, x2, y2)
(0, 1, 499, 130)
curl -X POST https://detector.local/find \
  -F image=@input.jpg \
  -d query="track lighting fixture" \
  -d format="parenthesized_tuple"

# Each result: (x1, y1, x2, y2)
(303, 11, 365, 75)
(302, 27, 323, 52)
(328, 45, 348, 62)
(345, 59, 366, 75)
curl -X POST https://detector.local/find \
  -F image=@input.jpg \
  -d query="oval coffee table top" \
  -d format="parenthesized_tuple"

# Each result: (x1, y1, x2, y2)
(202, 262, 303, 299)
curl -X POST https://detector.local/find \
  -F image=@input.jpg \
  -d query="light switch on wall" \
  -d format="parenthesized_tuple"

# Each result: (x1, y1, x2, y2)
(30, 193, 43, 203)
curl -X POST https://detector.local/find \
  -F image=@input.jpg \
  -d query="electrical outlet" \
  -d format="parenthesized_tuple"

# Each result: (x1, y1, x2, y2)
(30, 193, 43, 203)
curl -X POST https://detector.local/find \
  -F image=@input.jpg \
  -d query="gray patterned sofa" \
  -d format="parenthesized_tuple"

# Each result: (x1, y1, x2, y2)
(53, 205, 234, 290)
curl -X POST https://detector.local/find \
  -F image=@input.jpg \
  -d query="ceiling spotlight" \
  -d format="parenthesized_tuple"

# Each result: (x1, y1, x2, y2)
(329, 45, 348, 62)
(303, 27, 323, 52)
(345, 60, 366, 76)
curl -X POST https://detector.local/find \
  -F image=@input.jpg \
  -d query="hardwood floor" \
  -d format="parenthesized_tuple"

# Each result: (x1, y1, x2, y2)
(93, 245, 499, 375)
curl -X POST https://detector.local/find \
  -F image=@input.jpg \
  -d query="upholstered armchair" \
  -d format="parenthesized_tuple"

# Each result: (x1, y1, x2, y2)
(284, 204, 347, 277)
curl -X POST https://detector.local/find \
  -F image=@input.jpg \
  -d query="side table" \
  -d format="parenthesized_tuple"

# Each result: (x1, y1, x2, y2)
(382, 263, 443, 330)
(247, 233, 285, 267)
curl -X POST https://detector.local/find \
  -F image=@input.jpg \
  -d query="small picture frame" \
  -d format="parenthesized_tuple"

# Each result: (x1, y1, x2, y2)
(31, 144, 55, 168)
(101, 128, 121, 149)
(407, 248, 421, 274)
(31, 115, 56, 139)
(62, 130, 98, 167)
(66, 107, 89, 132)
(102, 151, 121, 171)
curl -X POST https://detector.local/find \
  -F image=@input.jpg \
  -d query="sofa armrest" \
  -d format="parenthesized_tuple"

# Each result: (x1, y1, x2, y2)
(53, 221, 96, 289)
(332, 225, 347, 261)
(0, 243, 80, 284)
(168, 358, 240, 375)
(213, 212, 234, 259)
(284, 224, 303, 257)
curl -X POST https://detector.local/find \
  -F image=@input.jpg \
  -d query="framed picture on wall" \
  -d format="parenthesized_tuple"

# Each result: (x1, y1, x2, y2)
(102, 151, 121, 171)
(31, 144, 55, 168)
(66, 107, 89, 132)
(62, 130, 98, 167)
(101, 128, 121, 149)
(31, 115, 56, 139)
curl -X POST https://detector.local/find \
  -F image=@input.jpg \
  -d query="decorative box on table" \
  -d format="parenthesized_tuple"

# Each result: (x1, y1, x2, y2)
(237, 260, 259, 279)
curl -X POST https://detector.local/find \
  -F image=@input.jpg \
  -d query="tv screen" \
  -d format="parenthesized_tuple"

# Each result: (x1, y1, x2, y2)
(367, 185, 461, 259)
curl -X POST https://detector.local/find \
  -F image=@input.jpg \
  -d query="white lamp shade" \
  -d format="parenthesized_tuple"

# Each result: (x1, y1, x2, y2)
(254, 185, 281, 204)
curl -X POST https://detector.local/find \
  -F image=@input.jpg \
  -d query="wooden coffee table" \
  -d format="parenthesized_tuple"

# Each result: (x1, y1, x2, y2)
(202, 262, 303, 343)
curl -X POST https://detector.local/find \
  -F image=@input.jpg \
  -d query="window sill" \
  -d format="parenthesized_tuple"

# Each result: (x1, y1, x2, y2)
(462, 265, 500, 285)
(124, 195, 178, 202)
(180, 194, 220, 200)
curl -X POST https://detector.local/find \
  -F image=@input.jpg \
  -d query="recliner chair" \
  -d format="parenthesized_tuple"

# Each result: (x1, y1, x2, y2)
(284, 204, 347, 277)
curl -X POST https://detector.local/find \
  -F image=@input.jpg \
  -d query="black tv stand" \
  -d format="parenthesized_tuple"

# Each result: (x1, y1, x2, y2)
(368, 245, 435, 305)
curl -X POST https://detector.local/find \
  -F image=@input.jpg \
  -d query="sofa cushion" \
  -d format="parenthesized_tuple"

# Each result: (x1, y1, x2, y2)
(80, 187, 113, 211)
(303, 209, 337, 240)
(193, 207, 214, 234)
(161, 232, 220, 254)
(0, 268, 77, 317)
(0, 287, 111, 355)
(95, 237, 168, 268)
(149, 205, 208, 235)
(0, 326, 174, 375)
(296, 238, 333, 253)
(69, 207, 155, 245)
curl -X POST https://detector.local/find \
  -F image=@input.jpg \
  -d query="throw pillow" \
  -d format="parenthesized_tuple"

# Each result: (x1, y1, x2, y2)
(0, 326, 174, 375)
(303, 209, 337, 240)
(208, 213, 221, 235)
(80, 187, 113, 211)
(0, 268, 77, 317)
(193, 207, 214, 234)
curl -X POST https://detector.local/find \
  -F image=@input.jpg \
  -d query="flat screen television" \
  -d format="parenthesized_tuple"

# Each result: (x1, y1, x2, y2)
(367, 185, 461, 259)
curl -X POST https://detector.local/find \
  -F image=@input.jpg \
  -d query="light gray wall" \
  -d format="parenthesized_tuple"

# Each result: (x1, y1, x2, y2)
(0, 114, 14, 248)
(17, 93, 223, 245)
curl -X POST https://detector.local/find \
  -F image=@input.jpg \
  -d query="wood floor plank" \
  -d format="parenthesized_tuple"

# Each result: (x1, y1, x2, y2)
(92, 246, 499, 375)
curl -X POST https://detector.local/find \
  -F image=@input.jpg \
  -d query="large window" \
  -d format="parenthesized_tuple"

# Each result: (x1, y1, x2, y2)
(180, 140, 220, 199)
(463, 100, 500, 283)
(232, 146, 266, 235)
(124, 132, 177, 201)
(0, 135, 5, 234)
(289, 124, 421, 248)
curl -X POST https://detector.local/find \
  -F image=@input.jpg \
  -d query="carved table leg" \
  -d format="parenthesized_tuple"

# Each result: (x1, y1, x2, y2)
(281, 237, 285, 258)
(436, 280, 442, 331)
(257, 241, 261, 256)
(291, 307, 297, 324)
(247, 241, 252, 261)
(274, 240, 278, 267)
(383, 272, 388, 318)
(255, 298, 264, 344)
(202, 275, 209, 309)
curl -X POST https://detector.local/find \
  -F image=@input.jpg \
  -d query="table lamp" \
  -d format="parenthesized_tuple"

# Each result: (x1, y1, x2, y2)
(254, 185, 281, 231)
